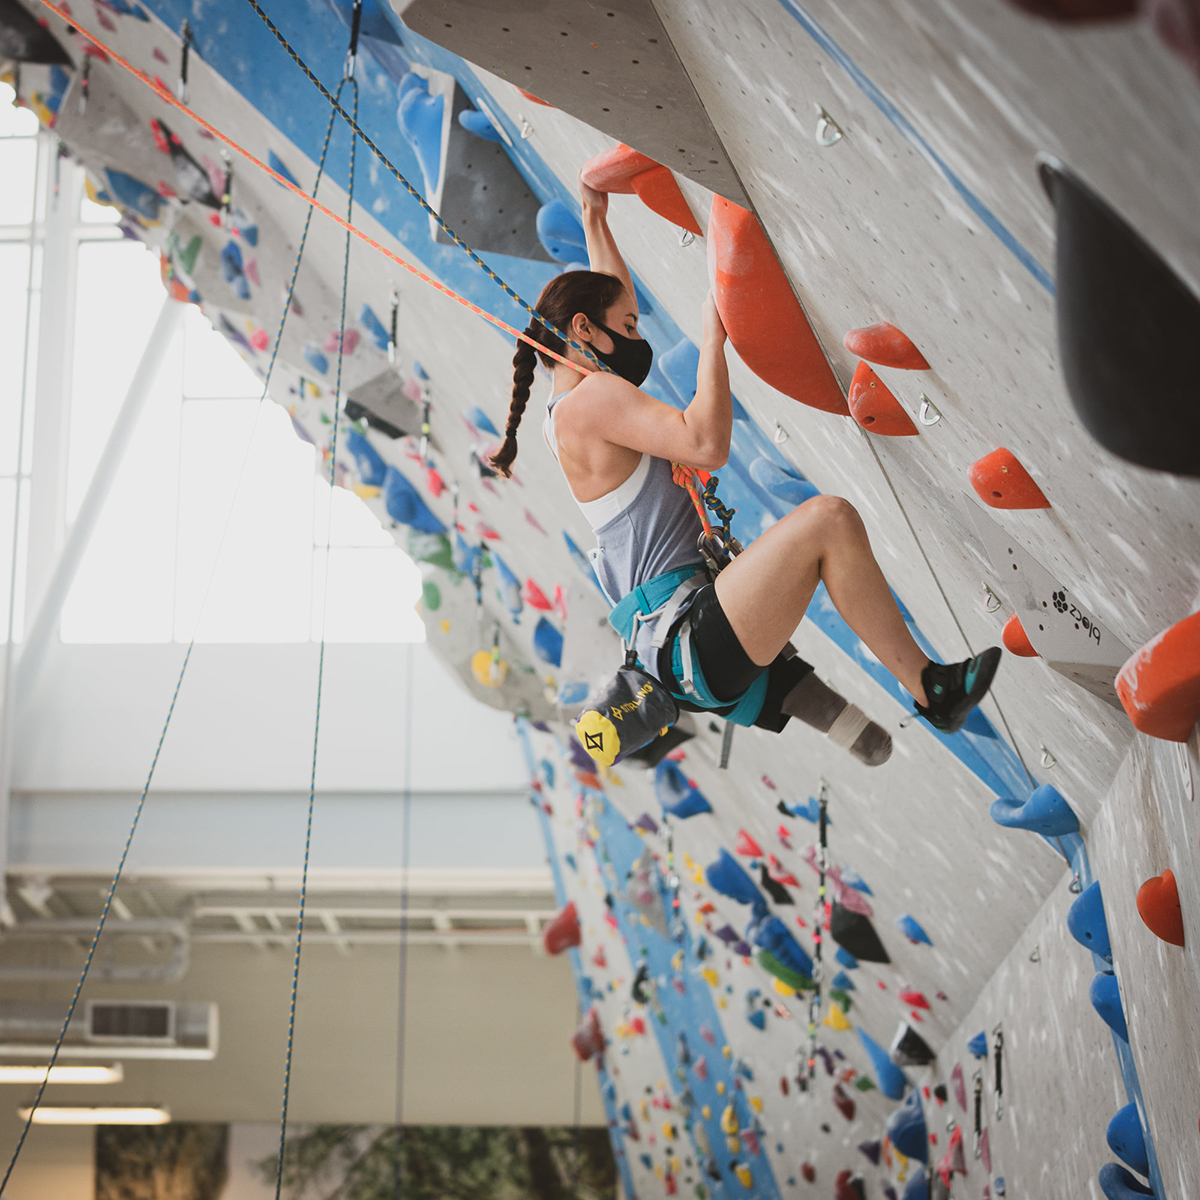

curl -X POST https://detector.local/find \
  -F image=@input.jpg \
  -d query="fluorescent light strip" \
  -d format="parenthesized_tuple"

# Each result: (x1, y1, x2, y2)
(17, 1106, 169, 1125)
(0, 1064, 123, 1084)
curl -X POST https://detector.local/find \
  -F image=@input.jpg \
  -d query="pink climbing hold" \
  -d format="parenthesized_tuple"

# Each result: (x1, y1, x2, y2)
(950, 1062, 967, 1111)
(249, 328, 269, 352)
(426, 468, 446, 498)
(323, 328, 359, 355)
(735, 829, 764, 858)
(552, 584, 568, 622)
(842, 321, 930, 370)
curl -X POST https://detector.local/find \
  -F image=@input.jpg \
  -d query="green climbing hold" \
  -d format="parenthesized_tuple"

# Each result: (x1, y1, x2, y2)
(757, 949, 814, 992)
(829, 987, 852, 1013)
(422, 580, 442, 611)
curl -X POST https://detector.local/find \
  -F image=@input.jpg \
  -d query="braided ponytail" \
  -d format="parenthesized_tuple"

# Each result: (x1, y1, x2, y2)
(489, 329, 539, 478)
(486, 270, 626, 479)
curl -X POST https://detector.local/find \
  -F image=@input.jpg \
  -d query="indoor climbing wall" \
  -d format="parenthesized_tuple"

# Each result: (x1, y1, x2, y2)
(4, 0, 1199, 1196)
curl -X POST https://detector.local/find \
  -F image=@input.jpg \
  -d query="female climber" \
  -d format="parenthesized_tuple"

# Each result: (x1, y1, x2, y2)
(489, 174, 1001, 765)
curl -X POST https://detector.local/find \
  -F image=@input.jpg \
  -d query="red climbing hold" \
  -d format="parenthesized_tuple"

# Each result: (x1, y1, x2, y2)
(1002, 612, 1038, 657)
(968, 447, 1052, 509)
(543, 901, 582, 955)
(571, 1007, 605, 1061)
(801, 1161, 816, 1183)
(580, 145, 701, 234)
(523, 577, 553, 611)
(735, 829, 764, 858)
(832, 1083, 856, 1121)
(936, 1125, 966, 1187)
(518, 87, 552, 107)
(1137, 869, 1185, 946)
(708, 197, 848, 416)
(898, 989, 931, 1010)
(843, 322, 930, 370)
(1116, 609, 1200, 742)
(426, 467, 446, 498)
(847, 362, 919, 436)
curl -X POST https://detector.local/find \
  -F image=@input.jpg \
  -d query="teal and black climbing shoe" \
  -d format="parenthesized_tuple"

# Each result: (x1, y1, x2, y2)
(915, 647, 1002, 734)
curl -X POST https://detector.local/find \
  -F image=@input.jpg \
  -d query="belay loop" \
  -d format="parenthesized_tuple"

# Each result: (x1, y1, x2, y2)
(670, 463, 742, 574)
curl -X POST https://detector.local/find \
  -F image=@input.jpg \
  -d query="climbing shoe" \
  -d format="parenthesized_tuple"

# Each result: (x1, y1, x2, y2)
(915, 647, 1002, 734)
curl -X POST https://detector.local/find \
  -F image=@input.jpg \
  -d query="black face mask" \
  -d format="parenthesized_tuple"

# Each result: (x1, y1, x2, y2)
(589, 321, 654, 387)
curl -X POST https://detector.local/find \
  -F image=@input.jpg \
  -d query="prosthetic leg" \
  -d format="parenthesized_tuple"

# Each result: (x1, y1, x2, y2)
(781, 671, 893, 766)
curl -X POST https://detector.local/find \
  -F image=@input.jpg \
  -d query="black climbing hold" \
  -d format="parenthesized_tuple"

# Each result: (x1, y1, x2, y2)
(1040, 155, 1200, 478)
(890, 1022, 936, 1067)
(933, 1083, 948, 1104)
(1098, 1163, 1154, 1198)
(829, 900, 891, 963)
(760, 866, 794, 905)
(0, 0, 72, 64)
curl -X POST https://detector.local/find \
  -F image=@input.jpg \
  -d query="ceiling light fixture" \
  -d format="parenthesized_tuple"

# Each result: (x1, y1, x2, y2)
(0, 1064, 124, 1085)
(17, 1105, 169, 1125)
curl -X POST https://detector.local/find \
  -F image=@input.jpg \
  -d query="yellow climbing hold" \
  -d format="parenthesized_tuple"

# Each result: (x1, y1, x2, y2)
(824, 1002, 852, 1032)
(717, 996, 727, 1009)
(661, 1122, 676, 1140)
(439, 619, 451, 634)
(701, 968, 719, 987)
(773, 978, 796, 997)
(720, 1105, 738, 1135)
(716, 1081, 726, 1095)
(749, 1096, 763, 1113)
(701, 1105, 712, 1120)
(722, 1044, 732, 1059)
(735, 1163, 753, 1189)
(352, 484, 382, 500)
(671, 950, 684, 972)
(471, 649, 508, 688)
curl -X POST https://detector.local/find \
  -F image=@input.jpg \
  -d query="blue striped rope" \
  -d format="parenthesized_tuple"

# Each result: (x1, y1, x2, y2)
(0, 55, 348, 1197)
(272, 73, 358, 1200)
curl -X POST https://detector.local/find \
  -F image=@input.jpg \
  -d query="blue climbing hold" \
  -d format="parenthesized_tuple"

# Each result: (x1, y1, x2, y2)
(359, 304, 391, 352)
(855, 1026, 907, 1100)
(345, 429, 387, 487)
(1106, 1104, 1149, 1177)
(397, 74, 445, 195)
(781, 796, 830, 824)
(536, 200, 588, 264)
(458, 107, 504, 142)
(533, 617, 563, 667)
(887, 1088, 928, 1162)
(895, 914, 933, 946)
(1098, 1163, 1154, 1198)
(900, 1171, 928, 1200)
(831, 970, 855, 991)
(492, 553, 524, 618)
(654, 760, 712, 819)
(268, 150, 300, 188)
(967, 1031, 988, 1059)
(1068, 880, 1112, 961)
(563, 531, 604, 594)
(705, 850, 766, 912)
(452, 532, 481, 578)
(835, 946, 858, 970)
(220, 239, 251, 301)
(749, 457, 820, 508)
(541, 760, 555, 789)
(841, 867, 872, 894)
(413, 360, 430, 381)
(465, 405, 500, 437)
(1090, 970, 1129, 1041)
(383, 466, 445, 535)
(745, 988, 766, 1030)
(659, 338, 701, 407)
(103, 169, 161, 222)
(303, 345, 329, 375)
(328, 0, 402, 44)
(989, 783, 1080, 837)
(749, 912, 814, 983)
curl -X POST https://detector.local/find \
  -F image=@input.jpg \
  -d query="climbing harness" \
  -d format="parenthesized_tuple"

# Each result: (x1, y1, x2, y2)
(575, 469, 746, 766)
(30, 0, 594, 377)
(0, 32, 340, 1186)
(272, 68, 359, 1200)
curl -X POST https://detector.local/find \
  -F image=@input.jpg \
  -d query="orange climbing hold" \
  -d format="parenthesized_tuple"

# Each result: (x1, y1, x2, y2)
(843, 322, 930, 371)
(1002, 612, 1038, 657)
(543, 901, 582, 955)
(518, 87, 552, 107)
(847, 362, 918, 436)
(1136, 869, 1184, 946)
(580, 145, 701, 234)
(708, 197, 848, 416)
(968, 448, 1051, 509)
(1116, 610, 1200, 742)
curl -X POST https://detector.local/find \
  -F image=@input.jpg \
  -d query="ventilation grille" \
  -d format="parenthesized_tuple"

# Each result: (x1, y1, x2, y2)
(85, 1001, 175, 1043)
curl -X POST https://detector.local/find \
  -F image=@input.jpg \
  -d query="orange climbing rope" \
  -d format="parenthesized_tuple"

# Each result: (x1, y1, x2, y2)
(670, 462, 714, 540)
(32, 0, 591, 377)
